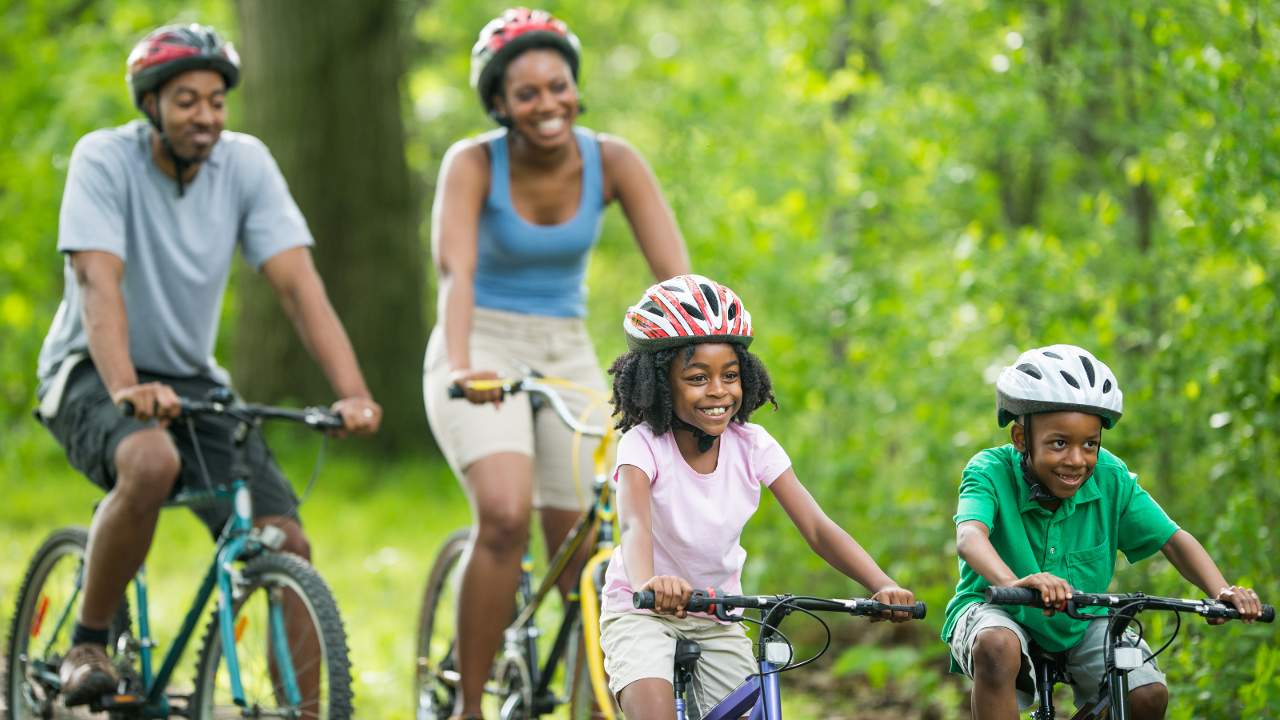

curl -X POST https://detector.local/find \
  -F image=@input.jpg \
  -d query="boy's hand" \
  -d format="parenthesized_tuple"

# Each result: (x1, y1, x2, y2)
(870, 585, 916, 623)
(1213, 585, 1263, 625)
(639, 576, 693, 618)
(1013, 573, 1073, 616)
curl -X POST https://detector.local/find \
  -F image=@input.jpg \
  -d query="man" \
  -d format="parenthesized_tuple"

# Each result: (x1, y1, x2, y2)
(35, 24, 382, 705)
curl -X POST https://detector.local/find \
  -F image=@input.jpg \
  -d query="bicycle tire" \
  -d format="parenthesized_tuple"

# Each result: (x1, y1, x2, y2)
(190, 551, 351, 719)
(3, 527, 132, 720)
(415, 528, 471, 720)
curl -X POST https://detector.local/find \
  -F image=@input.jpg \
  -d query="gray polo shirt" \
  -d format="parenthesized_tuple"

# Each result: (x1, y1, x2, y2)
(36, 120, 312, 395)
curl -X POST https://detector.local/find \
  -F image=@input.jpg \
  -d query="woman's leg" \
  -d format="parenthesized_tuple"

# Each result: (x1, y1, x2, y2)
(453, 452, 535, 718)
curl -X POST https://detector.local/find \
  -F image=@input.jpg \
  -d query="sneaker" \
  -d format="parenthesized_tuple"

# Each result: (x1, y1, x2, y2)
(59, 643, 118, 707)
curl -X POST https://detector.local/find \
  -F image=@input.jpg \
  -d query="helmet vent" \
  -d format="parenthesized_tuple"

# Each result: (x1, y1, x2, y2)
(1102, 379, 1112, 394)
(700, 284, 720, 315)
(1079, 355, 1096, 386)
(661, 283, 682, 292)
(1016, 363, 1042, 380)
(680, 302, 706, 321)
(641, 300, 664, 316)
(727, 302, 738, 320)
(1060, 371, 1080, 389)
(1043, 350, 1063, 360)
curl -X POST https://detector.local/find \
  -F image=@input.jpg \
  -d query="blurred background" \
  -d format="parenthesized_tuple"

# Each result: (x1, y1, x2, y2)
(2, 0, 1277, 717)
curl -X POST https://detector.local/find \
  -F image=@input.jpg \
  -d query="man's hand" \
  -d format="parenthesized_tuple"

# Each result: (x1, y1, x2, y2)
(112, 382, 181, 425)
(331, 396, 382, 435)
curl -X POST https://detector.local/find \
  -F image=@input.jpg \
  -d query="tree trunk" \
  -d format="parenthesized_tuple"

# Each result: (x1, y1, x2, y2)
(231, 0, 427, 453)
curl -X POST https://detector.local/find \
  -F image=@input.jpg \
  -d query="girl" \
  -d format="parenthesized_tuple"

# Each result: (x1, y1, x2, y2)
(423, 9, 688, 719)
(600, 274, 916, 719)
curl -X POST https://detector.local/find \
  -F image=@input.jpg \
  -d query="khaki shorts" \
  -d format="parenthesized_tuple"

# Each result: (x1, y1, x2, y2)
(600, 610, 757, 719)
(423, 307, 610, 511)
(949, 602, 1166, 710)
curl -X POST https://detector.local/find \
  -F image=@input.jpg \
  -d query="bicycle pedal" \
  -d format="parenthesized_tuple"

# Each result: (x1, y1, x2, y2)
(92, 692, 145, 711)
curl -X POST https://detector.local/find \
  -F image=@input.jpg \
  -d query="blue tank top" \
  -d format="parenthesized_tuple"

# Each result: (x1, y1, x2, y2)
(473, 127, 606, 318)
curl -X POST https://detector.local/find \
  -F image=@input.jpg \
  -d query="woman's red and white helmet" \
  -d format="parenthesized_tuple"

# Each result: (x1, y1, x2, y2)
(624, 275, 753, 351)
(126, 24, 240, 110)
(996, 344, 1123, 428)
(470, 7, 581, 114)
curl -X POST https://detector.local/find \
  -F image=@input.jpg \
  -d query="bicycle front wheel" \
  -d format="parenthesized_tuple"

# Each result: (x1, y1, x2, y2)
(191, 552, 351, 719)
(415, 528, 470, 720)
(3, 527, 131, 720)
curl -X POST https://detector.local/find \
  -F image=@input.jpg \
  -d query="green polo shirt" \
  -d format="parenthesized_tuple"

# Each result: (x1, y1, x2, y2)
(941, 444, 1178, 661)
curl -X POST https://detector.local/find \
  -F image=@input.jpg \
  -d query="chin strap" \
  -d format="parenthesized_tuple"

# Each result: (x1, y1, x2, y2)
(671, 416, 717, 454)
(146, 105, 194, 197)
(1018, 414, 1056, 502)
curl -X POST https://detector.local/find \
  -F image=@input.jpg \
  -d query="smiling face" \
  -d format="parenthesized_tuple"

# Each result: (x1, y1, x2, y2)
(493, 48, 578, 148)
(146, 68, 226, 163)
(1012, 411, 1104, 500)
(668, 343, 743, 439)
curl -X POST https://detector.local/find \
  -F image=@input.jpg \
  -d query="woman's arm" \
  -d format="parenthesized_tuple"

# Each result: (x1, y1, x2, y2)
(1161, 529, 1262, 621)
(617, 464, 691, 616)
(431, 141, 500, 404)
(599, 135, 689, 280)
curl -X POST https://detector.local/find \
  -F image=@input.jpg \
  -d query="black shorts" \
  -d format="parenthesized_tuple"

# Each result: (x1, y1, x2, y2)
(40, 361, 301, 536)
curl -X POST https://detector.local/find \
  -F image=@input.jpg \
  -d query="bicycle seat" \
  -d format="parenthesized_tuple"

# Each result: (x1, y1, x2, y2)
(674, 639, 701, 673)
(1028, 641, 1072, 688)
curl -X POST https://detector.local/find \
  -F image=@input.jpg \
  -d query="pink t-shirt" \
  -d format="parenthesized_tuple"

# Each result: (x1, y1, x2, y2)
(601, 421, 792, 615)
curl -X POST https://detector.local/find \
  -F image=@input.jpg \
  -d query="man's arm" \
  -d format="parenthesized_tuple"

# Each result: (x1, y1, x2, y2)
(71, 250, 180, 421)
(957, 519, 1072, 613)
(260, 246, 380, 434)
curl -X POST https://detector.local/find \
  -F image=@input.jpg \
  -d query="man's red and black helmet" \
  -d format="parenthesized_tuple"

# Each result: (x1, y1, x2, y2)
(126, 24, 240, 110)
(470, 7, 581, 115)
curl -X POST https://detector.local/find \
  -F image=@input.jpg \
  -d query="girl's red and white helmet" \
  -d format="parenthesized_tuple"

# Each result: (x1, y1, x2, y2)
(996, 344, 1123, 428)
(470, 7, 581, 114)
(624, 275, 753, 351)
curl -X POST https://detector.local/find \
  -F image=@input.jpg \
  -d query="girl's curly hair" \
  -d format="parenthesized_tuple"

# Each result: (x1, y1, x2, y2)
(607, 343, 777, 434)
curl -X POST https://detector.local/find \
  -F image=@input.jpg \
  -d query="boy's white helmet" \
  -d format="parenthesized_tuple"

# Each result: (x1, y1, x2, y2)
(996, 344, 1123, 428)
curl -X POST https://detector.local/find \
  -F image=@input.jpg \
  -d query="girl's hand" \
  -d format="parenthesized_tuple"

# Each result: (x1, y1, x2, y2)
(1013, 573, 1073, 616)
(870, 585, 916, 623)
(639, 576, 693, 618)
(448, 368, 503, 406)
(1214, 585, 1263, 625)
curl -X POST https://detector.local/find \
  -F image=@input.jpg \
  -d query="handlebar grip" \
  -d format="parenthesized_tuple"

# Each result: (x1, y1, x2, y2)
(910, 601, 927, 620)
(985, 586, 1043, 607)
(1262, 605, 1275, 623)
(447, 384, 465, 400)
(632, 590, 655, 610)
(118, 400, 136, 417)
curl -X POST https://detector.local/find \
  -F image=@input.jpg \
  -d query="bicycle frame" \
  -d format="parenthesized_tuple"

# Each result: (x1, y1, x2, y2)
(504, 473, 616, 716)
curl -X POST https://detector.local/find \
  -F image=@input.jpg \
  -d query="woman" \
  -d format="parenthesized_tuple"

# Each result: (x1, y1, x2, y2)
(423, 8, 689, 719)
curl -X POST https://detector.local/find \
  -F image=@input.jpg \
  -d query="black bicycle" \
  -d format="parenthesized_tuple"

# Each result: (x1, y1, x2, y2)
(634, 589, 926, 720)
(416, 373, 619, 720)
(986, 586, 1275, 720)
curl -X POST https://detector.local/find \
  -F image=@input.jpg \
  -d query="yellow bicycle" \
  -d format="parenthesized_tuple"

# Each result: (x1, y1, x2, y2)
(415, 372, 620, 720)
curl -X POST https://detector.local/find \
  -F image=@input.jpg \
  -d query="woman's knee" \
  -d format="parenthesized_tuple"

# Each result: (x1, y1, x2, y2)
(970, 627, 1024, 681)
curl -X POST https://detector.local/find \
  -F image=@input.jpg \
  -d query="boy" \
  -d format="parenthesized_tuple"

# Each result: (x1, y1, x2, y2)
(942, 344, 1262, 720)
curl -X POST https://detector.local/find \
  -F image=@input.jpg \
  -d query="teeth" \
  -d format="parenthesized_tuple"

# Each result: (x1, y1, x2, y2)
(537, 118, 564, 133)
(701, 407, 727, 417)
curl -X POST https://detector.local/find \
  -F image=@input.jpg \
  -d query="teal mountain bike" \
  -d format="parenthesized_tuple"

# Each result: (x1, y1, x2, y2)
(4, 393, 352, 719)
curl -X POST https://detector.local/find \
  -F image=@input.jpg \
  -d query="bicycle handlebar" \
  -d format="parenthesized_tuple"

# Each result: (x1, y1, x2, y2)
(120, 397, 344, 431)
(632, 589, 927, 621)
(985, 586, 1275, 623)
(447, 375, 605, 438)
